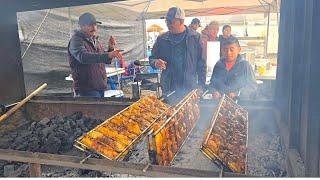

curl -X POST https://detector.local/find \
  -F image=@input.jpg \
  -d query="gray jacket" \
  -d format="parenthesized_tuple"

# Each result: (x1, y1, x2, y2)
(149, 27, 206, 94)
(209, 55, 257, 98)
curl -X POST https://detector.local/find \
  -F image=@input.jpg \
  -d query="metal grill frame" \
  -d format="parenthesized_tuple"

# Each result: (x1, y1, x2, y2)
(74, 95, 169, 161)
(200, 94, 249, 174)
(147, 89, 201, 165)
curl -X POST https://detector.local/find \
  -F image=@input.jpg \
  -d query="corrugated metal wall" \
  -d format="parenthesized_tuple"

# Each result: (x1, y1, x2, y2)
(276, 0, 320, 177)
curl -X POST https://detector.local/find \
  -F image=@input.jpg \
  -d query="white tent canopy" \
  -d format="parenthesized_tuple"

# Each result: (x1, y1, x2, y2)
(111, 0, 278, 20)
(49, 0, 279, 21)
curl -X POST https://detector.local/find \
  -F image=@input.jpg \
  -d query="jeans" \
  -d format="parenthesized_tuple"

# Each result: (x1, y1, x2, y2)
(75, 90, 104, 97)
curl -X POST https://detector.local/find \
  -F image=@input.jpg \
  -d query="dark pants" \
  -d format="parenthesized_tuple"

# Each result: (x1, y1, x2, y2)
(75, 90, 104, 98)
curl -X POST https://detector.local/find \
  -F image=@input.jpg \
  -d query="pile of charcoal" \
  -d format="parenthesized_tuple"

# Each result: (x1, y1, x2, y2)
(247, 132, 287, 177)
(0, 112, 103, 153)
(0, 112, 104, 177)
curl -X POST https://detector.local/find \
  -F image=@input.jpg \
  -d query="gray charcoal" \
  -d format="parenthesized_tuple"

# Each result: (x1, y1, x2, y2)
(69, 120, 76, 128)
(45, 134, 61, 154)
(3, 165, 15, 177)
(56, 117, 65, 124)
(70, 112, 83, 121)
(62, 122, 71, 132)
(9, 132, 18, 139)
(39, 117, 51, 126)
(76, 119, 84, 127)
(30, 121, 37, 130)
(41, 126, 55, 138)
(0, 112, 112, 177)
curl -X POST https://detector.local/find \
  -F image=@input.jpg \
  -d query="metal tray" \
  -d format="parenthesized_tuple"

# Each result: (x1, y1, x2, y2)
(200, 94, 249, 174)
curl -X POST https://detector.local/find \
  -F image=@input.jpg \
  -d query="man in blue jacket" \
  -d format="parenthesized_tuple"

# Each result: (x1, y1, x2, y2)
(149, 7, 206, 96)
(209, 37, 257, 99)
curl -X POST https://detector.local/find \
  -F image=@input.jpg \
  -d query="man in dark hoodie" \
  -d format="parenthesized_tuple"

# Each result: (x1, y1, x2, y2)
(68, 12, 123, 97)
(209, 37, 257, 100)
(149, 7, 206, 96)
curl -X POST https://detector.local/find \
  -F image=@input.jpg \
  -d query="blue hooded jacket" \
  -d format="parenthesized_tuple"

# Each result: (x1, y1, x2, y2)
(209, 55, 257, 98)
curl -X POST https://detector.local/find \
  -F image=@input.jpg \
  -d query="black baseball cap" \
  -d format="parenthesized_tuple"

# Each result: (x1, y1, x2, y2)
(191, 18, 201, 27)
(78, 12, 102, 25)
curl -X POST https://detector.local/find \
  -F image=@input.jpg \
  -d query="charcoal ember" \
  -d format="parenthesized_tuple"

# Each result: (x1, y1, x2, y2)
(39, 117, 51, 126)
(61, 136, 76, 151)
(29, 122, 37, 130)
(87, 170, 103, 177)
(3, 164, 15, 177)
(62, 121, 72, 132)
(84, 117, 102, 128)
(76, 119, 84, 128)
(247, 133, 286, 177)
(78, 169, 102, 177)
(9, 131, 18, 139)
(75, 128, 83, 137)
(0, 136, 14, 149)
(27, 137, 41, 152)
(0, 112, 107, 177)
(13, 164, 29, 177)
(51, 116, 64, 124)
(44, 134, 61, 154)
(41, 126, 55, 138)
(69, 112, 83, 121)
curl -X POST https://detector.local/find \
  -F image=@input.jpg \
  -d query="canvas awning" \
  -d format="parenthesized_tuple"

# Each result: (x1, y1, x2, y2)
(49, 0, 279, 21)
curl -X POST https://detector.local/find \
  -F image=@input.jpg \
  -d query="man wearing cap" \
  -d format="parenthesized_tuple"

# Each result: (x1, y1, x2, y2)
(189, 18, 201, 31)
(149, 7, 206, 96)
(68, 12, 123, 97)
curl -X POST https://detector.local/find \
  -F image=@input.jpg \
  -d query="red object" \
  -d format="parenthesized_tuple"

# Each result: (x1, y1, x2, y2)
(225, 62, 235, 71)
(119, 57, 129, 76)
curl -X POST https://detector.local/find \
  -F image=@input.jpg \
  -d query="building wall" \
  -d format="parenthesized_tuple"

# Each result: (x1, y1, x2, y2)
(277, 0, 320, 177)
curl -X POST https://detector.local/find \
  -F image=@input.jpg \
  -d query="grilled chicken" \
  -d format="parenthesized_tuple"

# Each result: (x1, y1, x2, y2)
(80, 136, 119, 159)
(87, 131, 125, 153)
(96, 126, 131, 145)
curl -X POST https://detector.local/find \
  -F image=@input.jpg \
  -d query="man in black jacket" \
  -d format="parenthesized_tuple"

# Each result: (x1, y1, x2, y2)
(209, 37, 257, 99)
(68, 12, 122, 97)
(149, 7, 206, 96)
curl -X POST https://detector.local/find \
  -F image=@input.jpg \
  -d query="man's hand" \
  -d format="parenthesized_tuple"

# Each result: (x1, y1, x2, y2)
(228, 92, 237, 99)
(108, 49, 123, 60)
(212, 91, 221, 99)
(108, 36, 116, 49)
(154, 59, 167, 70)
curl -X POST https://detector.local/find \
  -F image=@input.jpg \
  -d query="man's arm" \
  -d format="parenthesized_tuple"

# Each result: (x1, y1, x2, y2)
(69, 36, 112, 64)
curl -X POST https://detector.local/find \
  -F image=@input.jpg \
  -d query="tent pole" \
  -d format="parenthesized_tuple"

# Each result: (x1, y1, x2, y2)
(21, 9, 51, 59)
(142, 17, 147, 58)
(139, 0, 152, 58)
(264, 4, 271, 58)
(68, 7, 72, 38)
